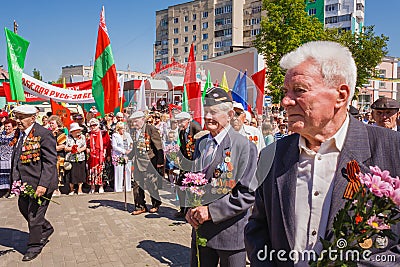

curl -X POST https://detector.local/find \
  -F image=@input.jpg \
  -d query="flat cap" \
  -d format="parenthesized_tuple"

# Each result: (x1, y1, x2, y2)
(203, 87, 232, 107)
(175, 112, 191, 120)
(116, 112, 124, 118)
(13, 105, 37, 115)
(371, 97, 400, 110)
(129, 111, 145, 120)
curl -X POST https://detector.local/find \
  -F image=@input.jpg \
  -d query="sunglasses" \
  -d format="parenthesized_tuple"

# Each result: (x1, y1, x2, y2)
(234, 111, 244, 117)
(90, 124, 99, 127)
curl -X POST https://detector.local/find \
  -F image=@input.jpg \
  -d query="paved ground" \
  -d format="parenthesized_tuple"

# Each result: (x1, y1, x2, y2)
(0, 186, 192, 267)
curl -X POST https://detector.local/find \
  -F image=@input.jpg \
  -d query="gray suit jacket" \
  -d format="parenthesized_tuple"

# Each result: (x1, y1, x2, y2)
(193, 127, 258, 250)
(245, 116, 400, 266)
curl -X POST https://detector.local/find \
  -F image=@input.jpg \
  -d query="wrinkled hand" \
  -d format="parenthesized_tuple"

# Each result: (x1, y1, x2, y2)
(185, 206, 211, 229)
(35, 186, 47, 198)
(156, 164, 164, 168)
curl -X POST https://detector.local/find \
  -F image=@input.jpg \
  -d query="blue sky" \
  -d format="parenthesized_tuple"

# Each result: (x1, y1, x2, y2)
(0, 0, 398, 82)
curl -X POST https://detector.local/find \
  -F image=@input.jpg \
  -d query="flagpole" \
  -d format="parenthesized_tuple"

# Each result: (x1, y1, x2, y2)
(13, 20, 19, 106)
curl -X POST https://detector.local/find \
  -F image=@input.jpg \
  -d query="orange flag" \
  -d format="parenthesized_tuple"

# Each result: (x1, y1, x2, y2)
(50, 99, 73, 128)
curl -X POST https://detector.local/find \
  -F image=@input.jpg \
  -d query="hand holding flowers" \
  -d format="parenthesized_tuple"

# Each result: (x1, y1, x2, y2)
(12, 180, 60, 205)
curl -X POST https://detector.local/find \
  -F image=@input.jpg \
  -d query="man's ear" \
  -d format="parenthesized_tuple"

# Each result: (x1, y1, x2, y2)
(336, 84, 350, 109)
(227, 109, 235, 120)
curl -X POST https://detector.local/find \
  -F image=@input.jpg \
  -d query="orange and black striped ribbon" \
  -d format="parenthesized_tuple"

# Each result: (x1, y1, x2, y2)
(343, 160, 362, 200)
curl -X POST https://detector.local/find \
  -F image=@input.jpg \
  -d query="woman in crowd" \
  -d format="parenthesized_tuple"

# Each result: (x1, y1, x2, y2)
(87, 118, 111, 194)
(0, 119, 16, 198)
(261, 123, 275, 146)
(48, 115, 67, 196)
(65, 123, 87, 195)
(111, 122, 132, 192)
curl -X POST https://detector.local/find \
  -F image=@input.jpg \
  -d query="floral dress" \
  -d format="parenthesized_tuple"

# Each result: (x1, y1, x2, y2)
(0, 130, 15, 189)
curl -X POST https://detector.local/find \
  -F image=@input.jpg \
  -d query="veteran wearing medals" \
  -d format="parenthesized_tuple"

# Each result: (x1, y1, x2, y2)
(245, 41, 400, 266)
(128, 111, 164, 215)
(185, 87, 258, 267)
(174, 111, 202, 218)
(10, 105, 58, 262)
(231, 101, 265, 154)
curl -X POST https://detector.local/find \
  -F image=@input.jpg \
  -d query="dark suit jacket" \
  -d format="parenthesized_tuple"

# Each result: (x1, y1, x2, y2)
(192, 127, 258, 250)
(245, 116, 400, 266)
(129, 123, 164, 172)
(11, 123, 58, 193)
(179, 120, 202, 159)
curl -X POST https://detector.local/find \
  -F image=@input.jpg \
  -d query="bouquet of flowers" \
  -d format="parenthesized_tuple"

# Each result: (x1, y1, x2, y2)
(180, 172, 209, 267)
(11, 180, 60, 205)
(164, 143, 181, 169)
(71, 144, 79, 162)
(311, 163, 400, 266)
(112, 154, 127, 166)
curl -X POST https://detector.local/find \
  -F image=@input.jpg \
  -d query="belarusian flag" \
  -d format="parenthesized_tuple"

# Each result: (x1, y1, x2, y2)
(92, 6, 118, 117)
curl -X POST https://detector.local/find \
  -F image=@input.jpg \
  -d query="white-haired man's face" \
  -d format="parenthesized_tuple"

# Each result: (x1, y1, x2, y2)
(281, 59, 349, 142)
(204, 104, 233, 137)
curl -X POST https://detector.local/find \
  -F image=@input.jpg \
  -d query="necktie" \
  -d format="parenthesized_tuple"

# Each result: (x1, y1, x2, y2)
(202, 138, 216, 173)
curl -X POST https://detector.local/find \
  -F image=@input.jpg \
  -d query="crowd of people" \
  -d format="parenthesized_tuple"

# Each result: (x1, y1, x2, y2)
(2, 41, 400, 265)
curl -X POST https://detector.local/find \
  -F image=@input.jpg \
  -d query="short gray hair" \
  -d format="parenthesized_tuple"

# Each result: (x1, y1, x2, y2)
(280, 41, 357, 105)
(215, 102, 233, 113)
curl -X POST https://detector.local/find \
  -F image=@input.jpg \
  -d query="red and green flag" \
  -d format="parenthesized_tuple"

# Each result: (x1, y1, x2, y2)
(92, 6, 118, 117)
(182, 84, 189, 112)
(201, 70, 212, 101)
(5, 27, 29, 102)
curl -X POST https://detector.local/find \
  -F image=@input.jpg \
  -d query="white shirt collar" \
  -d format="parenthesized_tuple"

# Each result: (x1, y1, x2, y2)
(208, 124, 231, 145)
(23, 123, 35, 137)
(299, 115, 349, 153)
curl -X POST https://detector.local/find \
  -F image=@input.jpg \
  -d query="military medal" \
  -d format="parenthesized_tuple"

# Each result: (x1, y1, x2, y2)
(227, 172, 233, 178)
(358, 238, 373, 249)
(374, 236, 388, 249)
(211, 188, 217, 194)
(217, 188, 223, 194)
(222, 187, 228, 194)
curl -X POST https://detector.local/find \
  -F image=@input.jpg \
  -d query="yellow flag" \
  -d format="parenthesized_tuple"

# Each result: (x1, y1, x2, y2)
(220, 71, 229, 92)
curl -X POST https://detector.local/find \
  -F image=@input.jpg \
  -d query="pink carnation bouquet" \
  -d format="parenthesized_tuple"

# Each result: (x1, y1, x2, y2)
(11, 180, 60, 205)
(311, 165, 400, 266)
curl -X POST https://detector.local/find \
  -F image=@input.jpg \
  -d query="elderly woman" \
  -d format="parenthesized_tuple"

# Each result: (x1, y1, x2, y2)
(87, 118, 111, 194)
(111, 122, 133, 192)
(0, 119, 16, 198)
(48, 115, 67, 196)
(65, 123, 87, 195)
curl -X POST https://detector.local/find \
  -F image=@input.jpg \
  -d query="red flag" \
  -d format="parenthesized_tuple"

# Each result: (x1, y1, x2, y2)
(251, 68, 266, 115)
(2, 82, 44, 102)
(92, 6, 119, 117)
(183, 43, 201, 125)
(50, 99, 73, 128)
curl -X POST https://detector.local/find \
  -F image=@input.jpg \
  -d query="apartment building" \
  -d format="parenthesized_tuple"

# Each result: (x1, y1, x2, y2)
(305, 0, 365, 33)
(61, 65, 151, 82)
(154, 0, 263, 66)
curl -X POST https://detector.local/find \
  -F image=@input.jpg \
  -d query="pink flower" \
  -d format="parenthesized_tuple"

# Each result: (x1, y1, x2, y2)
(182, 177, 193, 185)
(392, 177, 400, 190)
(367, 215, 390, 230)
(359, 173, 393, 197)
(189, 186, 205, 197)
(390, 188, 400, 206)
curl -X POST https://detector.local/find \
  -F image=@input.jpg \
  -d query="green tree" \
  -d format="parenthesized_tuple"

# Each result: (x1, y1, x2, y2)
(32, 68, 42, 81)
(325, 26, 388, 93)
(255, 0, 326, 103)
(256, 0, 389, 103)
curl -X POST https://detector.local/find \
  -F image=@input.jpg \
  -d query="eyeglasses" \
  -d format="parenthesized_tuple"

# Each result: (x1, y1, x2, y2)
(234, 111, 244, 117)
(90, 124, 98, 127)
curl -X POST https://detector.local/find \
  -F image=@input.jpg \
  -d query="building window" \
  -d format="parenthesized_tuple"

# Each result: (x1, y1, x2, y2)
(251, 18, 260, 25)
(203, 44, 209, 50)
(185, 47, 189, 53)
(162, 58, 168, 65)
(308, 8, 316, 16)
(215, 41, 222, 48)
(202, 33, 208, 40)
(203, 11, 208, 18)
(251, 29, 260, 36)
(202, 22, 208, 29)
(356, 3, 364, 11)
(161, 19, 168, 27)
(174, 38, 179, 44)
(194, 45, 197, 52)
(184, 26, 189, 32)
(185, 57, 188, 63)
(325, 4, 341, 12)
(174, 28, 179, 34)
(193, 14, 197, 20)
(252, 6, 262, 13)
(193, 25, 197, 31)
(174, 18, 179, 24)
(193, 35, 197, 41)
(174, 48, 178, 54)
(184, 15, 189, 22)
(162, 39, 168, 45)
(184, 36, 189, 43)
(203, 55, 208, 60)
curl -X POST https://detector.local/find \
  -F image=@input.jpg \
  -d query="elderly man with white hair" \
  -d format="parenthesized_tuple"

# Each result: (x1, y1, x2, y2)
(245, 41, 400, 266)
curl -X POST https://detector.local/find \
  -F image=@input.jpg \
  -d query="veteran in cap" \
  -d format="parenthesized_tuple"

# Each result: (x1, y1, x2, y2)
(127, 110, 164, 215)
(11, 105, 58, 261)
(185, 87, 257, 267)
(371, 97, 400, 131)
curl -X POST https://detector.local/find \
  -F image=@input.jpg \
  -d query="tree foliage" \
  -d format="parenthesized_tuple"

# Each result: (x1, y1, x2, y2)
(256, 0, 389, 103)
(32, 68, 42, 81)
(255, 0, 326, 103)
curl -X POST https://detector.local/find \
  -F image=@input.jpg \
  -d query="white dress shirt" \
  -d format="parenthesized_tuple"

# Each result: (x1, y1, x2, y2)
(293, 115, 349, 265)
